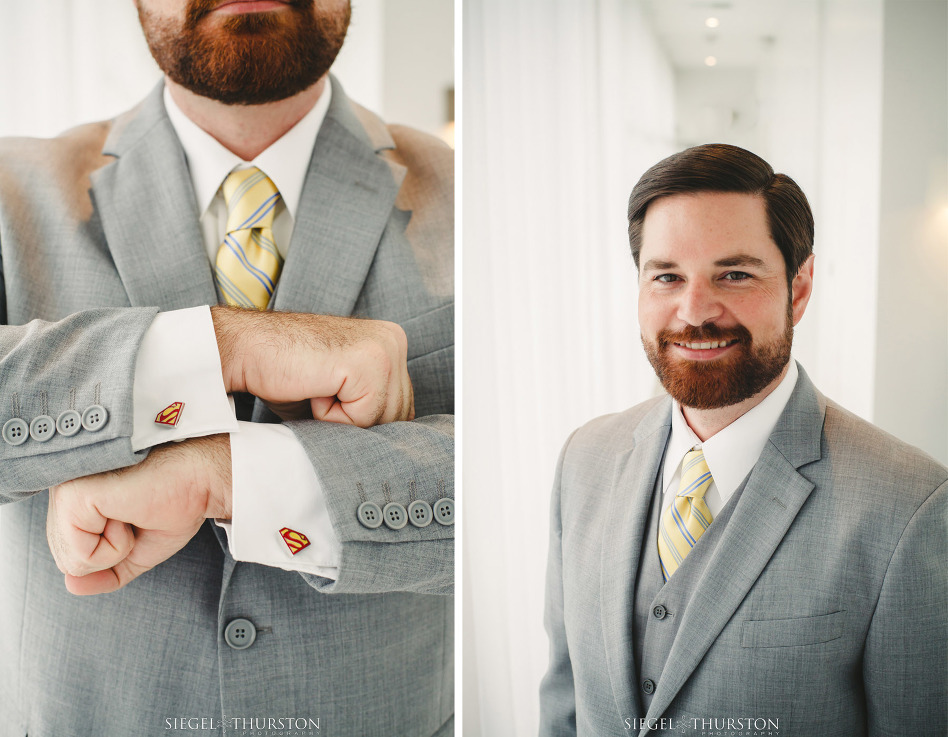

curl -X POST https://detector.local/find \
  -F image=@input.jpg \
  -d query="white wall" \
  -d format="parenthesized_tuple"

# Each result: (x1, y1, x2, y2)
(675, 68, 762, 153)
(382, 0, 454, 136)
(796, 0, 884, 422)
(873, 0, 948, 463)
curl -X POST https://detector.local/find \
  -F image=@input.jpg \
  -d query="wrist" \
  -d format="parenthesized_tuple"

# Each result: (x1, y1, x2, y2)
(211, 306, 247, 394)
(196, 433, 233, 520)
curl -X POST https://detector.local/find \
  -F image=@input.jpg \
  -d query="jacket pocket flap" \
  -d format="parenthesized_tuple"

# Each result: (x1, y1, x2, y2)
(741, 611, 844, 648)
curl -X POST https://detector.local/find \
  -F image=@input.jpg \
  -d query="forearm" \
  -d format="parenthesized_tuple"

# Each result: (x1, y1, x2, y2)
(287, 413, 454, 595)
(0, 307, 159, 498)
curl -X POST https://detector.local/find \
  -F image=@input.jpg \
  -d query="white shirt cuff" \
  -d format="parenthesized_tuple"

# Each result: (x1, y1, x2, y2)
(217, 422, 340, 579)
(131, 306, 238, 451)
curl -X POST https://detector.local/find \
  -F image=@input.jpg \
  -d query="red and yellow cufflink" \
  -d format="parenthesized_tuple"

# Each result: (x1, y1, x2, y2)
(155, 402, 185, 427)
(279, 527, 311, 555)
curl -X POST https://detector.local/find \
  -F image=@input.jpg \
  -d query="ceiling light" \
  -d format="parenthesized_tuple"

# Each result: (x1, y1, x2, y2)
(705, 56, 718, 67)
(706, 17, 720, 28)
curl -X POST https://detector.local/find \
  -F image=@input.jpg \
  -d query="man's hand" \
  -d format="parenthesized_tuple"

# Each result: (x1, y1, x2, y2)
(46, 435, 231, 596)
(211, 307, 414, 426)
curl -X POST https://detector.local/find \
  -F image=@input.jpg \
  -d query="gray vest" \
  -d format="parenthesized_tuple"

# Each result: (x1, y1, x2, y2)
(632, 469, 748, 712)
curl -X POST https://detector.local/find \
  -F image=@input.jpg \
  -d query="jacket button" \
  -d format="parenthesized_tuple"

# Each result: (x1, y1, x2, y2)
(383, 502, 408, 530)
(407, 500, 433, 528)
(357, 501, 383, 529)
(56, 409, 82, 437)
(433, 497, 455, 525)
(81, 404, 109, 432)
(642, 679, 655, 694)
(2, 418, 29, 446)
(653, 605, 667, 619)
(224, 618, 256, 650)
(29, 415, 56, 442)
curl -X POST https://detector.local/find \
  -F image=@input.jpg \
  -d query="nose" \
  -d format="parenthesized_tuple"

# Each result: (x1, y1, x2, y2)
(676, 280, 724, 327)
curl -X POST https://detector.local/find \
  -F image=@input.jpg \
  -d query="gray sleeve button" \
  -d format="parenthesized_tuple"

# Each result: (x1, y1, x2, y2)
(433, 497, 455, 525)
(56, 409, 82, 437)
(29, 415, 56, 442)
(81, 404, 108, 432)
(2, 418, 29, 446)
(407, 500, 433, 528)
(382, 502, 408, 530)
(357, 501, 383, 529)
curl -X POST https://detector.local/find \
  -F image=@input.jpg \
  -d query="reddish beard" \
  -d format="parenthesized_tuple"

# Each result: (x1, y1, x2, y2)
(641, 313, 793, 410)
(137, 0, 350, 105)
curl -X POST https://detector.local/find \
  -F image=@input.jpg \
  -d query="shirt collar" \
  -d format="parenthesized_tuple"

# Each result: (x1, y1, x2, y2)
(662, 360, 799, 502)
(163, 81, 332, 220)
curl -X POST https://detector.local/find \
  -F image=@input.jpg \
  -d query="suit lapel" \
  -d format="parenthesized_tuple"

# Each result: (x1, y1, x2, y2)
(641, 366, 825, 729)
(601, 399, 672, 725)
(272, 78, 405, 316)
(91, 83, 217, 310)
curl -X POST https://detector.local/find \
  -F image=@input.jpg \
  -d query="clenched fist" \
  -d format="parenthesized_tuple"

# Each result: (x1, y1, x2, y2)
(47, 435, 231, 596)
(211, 307, 414, 425)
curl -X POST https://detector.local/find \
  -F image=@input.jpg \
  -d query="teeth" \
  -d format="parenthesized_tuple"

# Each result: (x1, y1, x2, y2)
(680, 340, 733, 350)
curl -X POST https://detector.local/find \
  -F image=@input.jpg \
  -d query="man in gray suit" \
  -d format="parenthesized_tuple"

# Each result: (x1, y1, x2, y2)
(540, 144, 946, 736)
(0, 2, 453, 735)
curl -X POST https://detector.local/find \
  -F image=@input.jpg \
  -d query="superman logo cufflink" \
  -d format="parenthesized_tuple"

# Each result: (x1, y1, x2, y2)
(155, 402, 184, 427)
(279, 527, 311, 555)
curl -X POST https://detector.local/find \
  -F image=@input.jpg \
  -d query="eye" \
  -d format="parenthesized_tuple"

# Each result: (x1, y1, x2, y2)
(654, 274, 680, 283)
(721, 271, 751, 281)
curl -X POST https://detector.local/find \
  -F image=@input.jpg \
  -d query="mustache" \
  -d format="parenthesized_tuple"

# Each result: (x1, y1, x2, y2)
(187, 0, 311, 27)
(656, 323, 751, 347)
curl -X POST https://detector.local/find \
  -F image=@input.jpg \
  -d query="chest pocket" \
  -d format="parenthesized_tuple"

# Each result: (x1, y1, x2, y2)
(741, 610, 844, 648)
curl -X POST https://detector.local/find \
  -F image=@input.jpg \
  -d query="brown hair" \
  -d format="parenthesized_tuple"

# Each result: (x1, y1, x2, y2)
(627, 144, 814, 286)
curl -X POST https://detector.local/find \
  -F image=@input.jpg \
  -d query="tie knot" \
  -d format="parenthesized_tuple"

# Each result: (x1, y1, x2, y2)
(223, 167, 280, 233)
(678, 448, 712, 500)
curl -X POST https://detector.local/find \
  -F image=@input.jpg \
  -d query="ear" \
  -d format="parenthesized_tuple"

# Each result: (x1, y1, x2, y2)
(790, 254, 815, 326)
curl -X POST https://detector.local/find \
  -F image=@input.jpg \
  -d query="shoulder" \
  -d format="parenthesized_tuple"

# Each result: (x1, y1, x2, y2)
(0, 120, 113, 190)
(819, 397, 947, 511)
(562, 395, 669, 467)
(0, 119, 111, 161)
(348, 101, 453, 193)
(0, 120, 115, 225)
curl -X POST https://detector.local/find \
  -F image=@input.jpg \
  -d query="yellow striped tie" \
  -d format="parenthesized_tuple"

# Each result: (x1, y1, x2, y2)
(658, 448, 715, 582)
(215, 167, 283, 310)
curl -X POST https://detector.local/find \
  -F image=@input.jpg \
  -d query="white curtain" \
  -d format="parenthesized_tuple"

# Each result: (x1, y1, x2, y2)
(462, 2, 675, 734)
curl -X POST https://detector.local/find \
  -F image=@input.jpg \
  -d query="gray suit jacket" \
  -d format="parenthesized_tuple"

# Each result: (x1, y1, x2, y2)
(540, 366, 947, 736)
(0, 79, 453, 736)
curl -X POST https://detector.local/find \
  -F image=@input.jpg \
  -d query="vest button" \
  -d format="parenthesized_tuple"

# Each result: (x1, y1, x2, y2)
(652, 604, 667, 619)
(642, 679, 655, 694)
(223, 618, 257, 650)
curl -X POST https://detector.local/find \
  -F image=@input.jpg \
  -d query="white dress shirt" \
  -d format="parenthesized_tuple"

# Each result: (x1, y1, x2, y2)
(661, 360, 799, 517)
(127, 84, 340, 578)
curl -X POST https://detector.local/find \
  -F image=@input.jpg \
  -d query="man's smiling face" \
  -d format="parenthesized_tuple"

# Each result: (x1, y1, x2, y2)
(637, 191, 812, 410)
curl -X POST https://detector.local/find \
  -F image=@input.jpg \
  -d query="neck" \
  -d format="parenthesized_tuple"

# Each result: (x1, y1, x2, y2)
(166, 76, 327, 161)
(681, 362, 790, 442)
